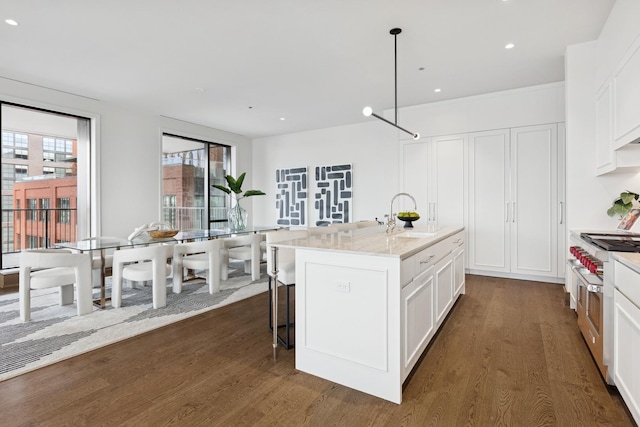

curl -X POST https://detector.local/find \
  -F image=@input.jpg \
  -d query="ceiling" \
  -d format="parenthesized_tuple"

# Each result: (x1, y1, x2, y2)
(0, 0, 615, 140)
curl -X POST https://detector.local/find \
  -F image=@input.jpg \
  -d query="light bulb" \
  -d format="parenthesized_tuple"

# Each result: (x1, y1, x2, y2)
(362, 106, 373, 117)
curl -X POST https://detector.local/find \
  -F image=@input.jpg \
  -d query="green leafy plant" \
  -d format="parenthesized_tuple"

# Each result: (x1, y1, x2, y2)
(211, 173, 265, 201)
(607, 191, 639, 219)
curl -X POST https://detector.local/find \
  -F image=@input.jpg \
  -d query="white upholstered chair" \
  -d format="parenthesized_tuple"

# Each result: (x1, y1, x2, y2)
(172, 239, 222, 294)
(111, 244, 173, 309)
(220, 233, 263, 281)
(19, 249, 93, 322)
(266, 229, 308, 349)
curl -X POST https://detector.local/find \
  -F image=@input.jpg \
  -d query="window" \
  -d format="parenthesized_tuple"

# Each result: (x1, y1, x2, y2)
(2, 132, 29, 160)
(161, 134, 231, 230)
(27, 199, 37, 221)
(2, 164, 28, 190)
(27, 235, 38, 248)
(57, 197, 70, 224)
(43, 137, 74, 162)
(1, 103, 90, 269)
(39, 198, 50, 221)
(163, 195, 176, 225)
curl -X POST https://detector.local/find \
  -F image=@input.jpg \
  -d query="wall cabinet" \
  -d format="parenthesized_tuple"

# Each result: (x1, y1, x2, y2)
(468, 124, 561, 280)
(399, 134, 466, 230)
(595, 82, 615, 174)
(613, 34, 640, 148)
(595, 33, 640, 175)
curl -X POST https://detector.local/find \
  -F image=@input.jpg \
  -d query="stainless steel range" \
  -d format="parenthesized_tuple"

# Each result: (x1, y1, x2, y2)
(567, 231, 640, 384)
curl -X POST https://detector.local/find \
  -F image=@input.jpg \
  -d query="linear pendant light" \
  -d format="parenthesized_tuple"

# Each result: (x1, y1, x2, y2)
(363, 27, 420, 140)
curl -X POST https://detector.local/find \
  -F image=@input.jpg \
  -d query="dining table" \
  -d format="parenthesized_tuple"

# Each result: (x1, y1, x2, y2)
(56, 226, 282, 309)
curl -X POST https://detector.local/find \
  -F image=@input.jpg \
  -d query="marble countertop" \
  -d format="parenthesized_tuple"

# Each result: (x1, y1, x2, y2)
(612, 252, 640, 275)
(271, 226, 464, 259)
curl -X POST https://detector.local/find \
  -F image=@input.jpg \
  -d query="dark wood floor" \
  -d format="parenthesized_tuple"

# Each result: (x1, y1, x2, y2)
(0, 275, 634, 426)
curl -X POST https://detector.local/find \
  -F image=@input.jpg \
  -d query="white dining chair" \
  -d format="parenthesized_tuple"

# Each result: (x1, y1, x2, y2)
(220, 233, 263, 281)
(111, 244, 173, 309)
(172, 239, 222, 294)
(19, 249, 93, 322)
(266, 229, 308, 349)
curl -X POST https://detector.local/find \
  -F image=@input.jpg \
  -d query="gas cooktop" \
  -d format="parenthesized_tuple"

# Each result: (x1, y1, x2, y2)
(580, 232, 640, 252)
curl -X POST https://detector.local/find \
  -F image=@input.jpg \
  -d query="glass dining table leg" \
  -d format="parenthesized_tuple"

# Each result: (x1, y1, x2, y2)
(93, 249, 111, 309)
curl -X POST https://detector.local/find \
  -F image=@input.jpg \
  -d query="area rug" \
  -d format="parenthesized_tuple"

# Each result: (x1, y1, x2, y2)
(0, 263, 268, 382)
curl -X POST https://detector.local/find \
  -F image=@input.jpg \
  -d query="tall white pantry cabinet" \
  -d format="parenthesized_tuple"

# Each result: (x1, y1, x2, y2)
(400, 123, 565, 282)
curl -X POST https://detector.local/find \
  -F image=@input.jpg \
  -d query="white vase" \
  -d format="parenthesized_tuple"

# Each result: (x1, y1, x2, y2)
(228, 203, 248, 231)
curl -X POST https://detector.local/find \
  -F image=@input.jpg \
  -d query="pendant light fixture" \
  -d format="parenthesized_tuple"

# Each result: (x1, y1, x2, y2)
(363, 27, 420, 140)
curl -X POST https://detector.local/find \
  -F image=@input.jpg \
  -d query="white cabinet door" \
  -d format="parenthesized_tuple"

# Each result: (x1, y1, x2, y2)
(429, 134, 466, 229)
(614, 289, 640, 424)
(613, 35, 640, 148)
(434, 255, 454, 326)
(557, 123, 566, 279)
(468, 129, 510, 273)
(399, 139, 430, 217)
(469, 125, 560, 279)
(401, 266, 434, 380)
(596, 82, 615, 174)
(510, 124, 558, 277)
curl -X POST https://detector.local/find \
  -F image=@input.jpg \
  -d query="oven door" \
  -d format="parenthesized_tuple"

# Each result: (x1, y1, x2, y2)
(573, 266, 607, 378)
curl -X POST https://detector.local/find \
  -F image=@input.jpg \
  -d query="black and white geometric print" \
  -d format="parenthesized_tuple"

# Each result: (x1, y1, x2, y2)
(275, 167, 308, 226)
(313, 164, 352, 226)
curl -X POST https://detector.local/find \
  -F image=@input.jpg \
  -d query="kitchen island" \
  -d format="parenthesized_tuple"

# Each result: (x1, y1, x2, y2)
(271, 225, 465, 404)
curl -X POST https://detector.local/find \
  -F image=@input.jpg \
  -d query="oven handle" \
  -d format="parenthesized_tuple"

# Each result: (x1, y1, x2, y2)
(569, 264, 603, 293)
(586, 284, 603, 294)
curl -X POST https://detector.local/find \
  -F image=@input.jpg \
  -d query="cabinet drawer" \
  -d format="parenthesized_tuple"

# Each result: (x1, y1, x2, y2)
(615, 261, 640, 307)
(401, 257, 415, 288)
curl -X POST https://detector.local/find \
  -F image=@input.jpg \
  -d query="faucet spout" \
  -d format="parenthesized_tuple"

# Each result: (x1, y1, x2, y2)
(387, 192, 418, 233)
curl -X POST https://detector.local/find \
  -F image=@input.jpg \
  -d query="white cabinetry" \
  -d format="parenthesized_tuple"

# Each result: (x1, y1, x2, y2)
(613, 35, 640, 148)
(468, 124, 560, 280)
(613, 260, 640, 425)
(400, 230, 465, 381)
(594, 33, 640, 175)
(435, 254, 453, 326)
(401, 266, 434, 380)
(596, 82, 615, 174)
(399, 134, 466, 230)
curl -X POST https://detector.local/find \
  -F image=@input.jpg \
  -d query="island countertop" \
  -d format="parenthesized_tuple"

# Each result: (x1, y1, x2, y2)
(270, 225, 464, 260)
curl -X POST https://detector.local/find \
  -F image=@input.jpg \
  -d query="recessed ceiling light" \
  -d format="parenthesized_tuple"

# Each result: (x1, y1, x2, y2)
(5, 19, 18, 26)
(280, 117, 285, 121)
(194, 87, 205, 93)
(505, 43, 515, 49)
(434, 88, 442, 93)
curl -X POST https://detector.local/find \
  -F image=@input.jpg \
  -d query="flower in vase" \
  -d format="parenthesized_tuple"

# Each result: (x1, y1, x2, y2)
(212, 173, 265, 230)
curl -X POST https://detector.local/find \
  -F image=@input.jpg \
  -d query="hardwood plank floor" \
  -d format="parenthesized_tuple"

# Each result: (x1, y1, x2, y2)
(0, 275, 634, 426)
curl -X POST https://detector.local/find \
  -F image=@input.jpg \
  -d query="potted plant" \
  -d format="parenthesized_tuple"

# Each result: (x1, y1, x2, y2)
(607, 191, 640, 219)
(212, 173, 265, 231)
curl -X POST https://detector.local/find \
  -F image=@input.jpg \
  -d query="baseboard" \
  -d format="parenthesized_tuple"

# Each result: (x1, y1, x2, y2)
(466, 269, 564, 284)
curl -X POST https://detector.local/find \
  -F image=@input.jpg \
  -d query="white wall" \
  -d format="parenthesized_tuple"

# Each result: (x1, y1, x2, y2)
(252, 121, 398, 226)
(565, 0, 640, 233)
(252, 83, 565, 227)
(0, 77, 252, 238)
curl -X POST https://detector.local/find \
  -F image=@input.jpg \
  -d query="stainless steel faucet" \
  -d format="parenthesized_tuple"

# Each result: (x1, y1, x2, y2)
(387, 192, 418, 233)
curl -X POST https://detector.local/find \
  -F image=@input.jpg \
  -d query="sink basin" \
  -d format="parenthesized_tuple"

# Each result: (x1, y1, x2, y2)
(399, 231, 436, 238)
